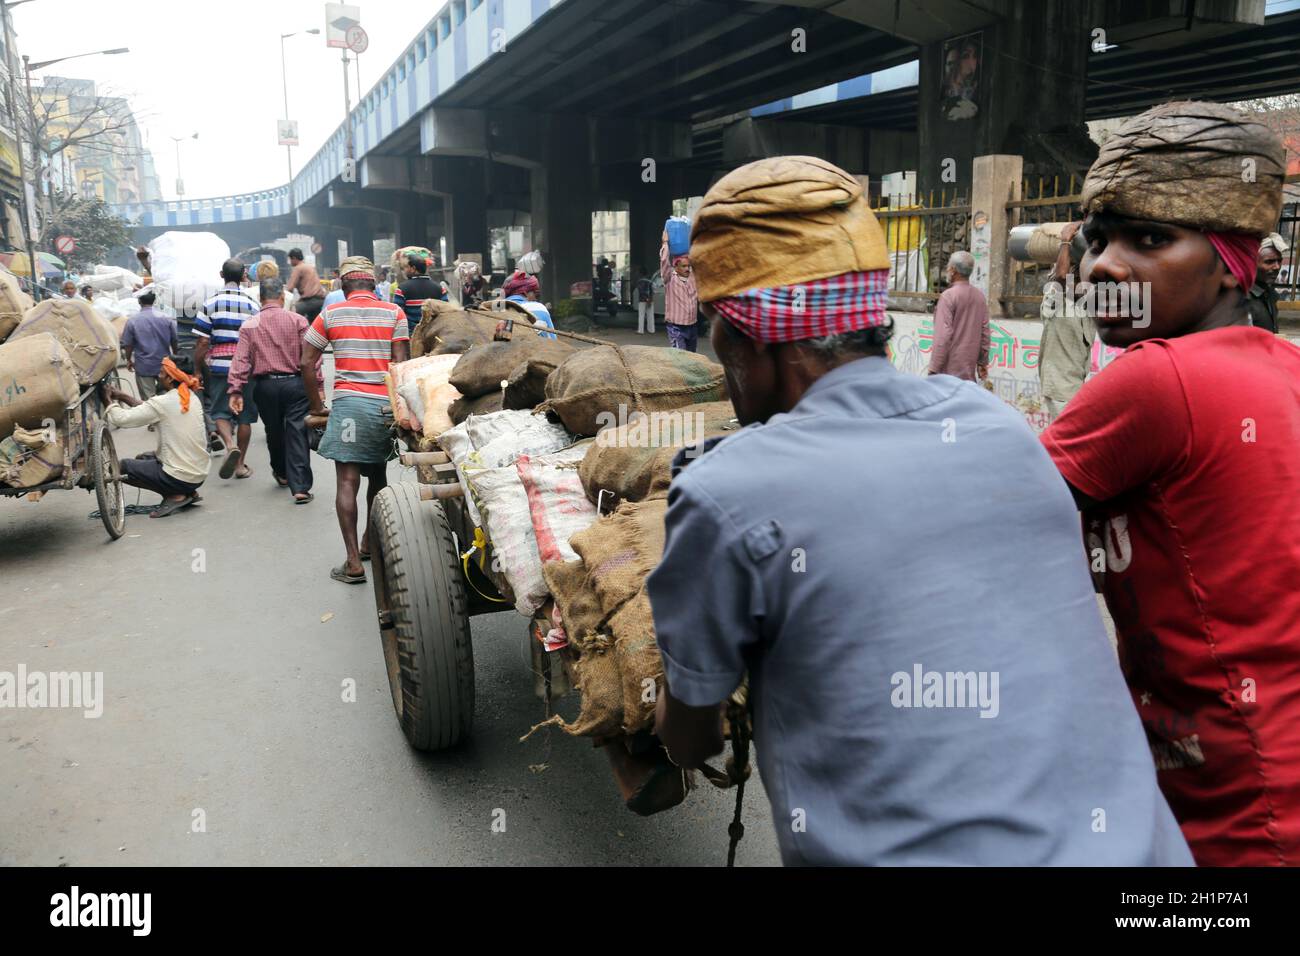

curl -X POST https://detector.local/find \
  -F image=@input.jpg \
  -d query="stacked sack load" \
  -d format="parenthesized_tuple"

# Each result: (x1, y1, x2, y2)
(437, 409, 594, 614)
(534, 346, 734, 738)
(386, 353, 462, 449)
(8, 297, 120, 386)
(0, 333, 79, 488)
(447, 331, 573, 423)
(0, 268, 35, 345)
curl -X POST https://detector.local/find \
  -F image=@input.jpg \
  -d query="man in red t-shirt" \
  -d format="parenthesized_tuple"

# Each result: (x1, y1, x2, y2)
(1041, 101, 1300, 866)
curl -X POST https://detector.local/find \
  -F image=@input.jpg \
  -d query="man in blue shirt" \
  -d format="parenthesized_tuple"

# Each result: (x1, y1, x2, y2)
(121, 289, 179, 399)
(647, 156, 1192, 866)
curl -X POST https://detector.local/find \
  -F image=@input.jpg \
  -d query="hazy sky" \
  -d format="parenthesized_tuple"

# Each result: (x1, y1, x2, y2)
(12, 0, 419, 201)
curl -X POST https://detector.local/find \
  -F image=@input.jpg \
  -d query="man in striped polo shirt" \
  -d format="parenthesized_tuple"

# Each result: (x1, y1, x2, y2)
(302, 256, 410, 585)
(194, 259, 262, 479)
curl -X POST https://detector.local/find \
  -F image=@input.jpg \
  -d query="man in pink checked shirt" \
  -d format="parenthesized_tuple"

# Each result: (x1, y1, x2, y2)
(227, 276, 321, 504)
(660, 229, 699, 351)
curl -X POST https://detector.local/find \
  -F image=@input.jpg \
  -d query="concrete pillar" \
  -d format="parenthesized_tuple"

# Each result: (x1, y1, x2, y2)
(969, 154, 1023, 316)
(916, 1, 1093, 199)
(442, 158, 489, 265)
(532, 114, 593, 306)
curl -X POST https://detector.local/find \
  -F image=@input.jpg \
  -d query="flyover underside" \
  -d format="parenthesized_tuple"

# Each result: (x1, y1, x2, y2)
(436, 0, 917, 123)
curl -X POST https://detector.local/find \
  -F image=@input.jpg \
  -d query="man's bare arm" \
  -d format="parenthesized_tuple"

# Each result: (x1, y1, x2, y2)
(654, 681, 725, 769)
(302, 342, 326, 415)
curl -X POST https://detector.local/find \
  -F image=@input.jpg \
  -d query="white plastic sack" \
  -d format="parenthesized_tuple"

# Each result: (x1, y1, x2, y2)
(82, 266, 142, 295)
(517, 250, 544, 276)
(147, 231, 232, 319)
(464, 409, 573, 469)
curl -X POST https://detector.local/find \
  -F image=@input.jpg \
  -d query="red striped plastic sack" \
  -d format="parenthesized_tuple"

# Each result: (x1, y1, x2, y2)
(516, 442, 597, 567)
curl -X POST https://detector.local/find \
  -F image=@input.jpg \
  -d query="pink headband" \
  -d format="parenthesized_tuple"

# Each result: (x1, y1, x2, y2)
(1205, 231, 1261, 292)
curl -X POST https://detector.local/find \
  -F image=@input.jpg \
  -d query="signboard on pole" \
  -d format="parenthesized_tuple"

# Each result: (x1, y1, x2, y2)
(325, 3, 361, 48)
(277, 120, 300, 147)
(54, 235, 76, 255)
(346, 25, 369, 54)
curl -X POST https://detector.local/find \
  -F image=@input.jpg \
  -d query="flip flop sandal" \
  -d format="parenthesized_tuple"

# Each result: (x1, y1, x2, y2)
(330, 564, 366, 585)
(294, 493, 314, 504)
(235, 467, 254, 480)
(219, 448, 242, 479)
(359, 550, 370, 562)
(275, 475, 289, 487)
(150, 496, 194, 519)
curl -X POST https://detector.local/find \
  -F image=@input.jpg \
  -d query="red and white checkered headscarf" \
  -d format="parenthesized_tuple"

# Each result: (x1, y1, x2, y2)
(710, 269, 890, 343)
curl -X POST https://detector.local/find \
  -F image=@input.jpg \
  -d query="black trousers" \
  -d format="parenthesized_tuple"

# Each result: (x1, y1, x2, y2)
(253, 376, 313, 494)
(121, 458, 202, 498)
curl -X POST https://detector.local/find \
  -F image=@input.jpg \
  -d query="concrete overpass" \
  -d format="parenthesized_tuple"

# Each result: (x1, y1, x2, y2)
(111, 0, 1294, 301)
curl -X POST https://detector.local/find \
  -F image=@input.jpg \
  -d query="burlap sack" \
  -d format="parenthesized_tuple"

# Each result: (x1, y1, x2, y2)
(504, 357, 556, 411)
(1082, 101, 1286, 236)
(0, 270, 33, 343)
(410, 300, 494, 357)
(11, 298, 120, 385)
(0, 424, 64, 488)
(690, 155, 890, 302)
(0, 333, 79, 440)
(608, 592, 663, 734)
(449, 391, 504, 425)
(543, 557, 624, 738)
(449, 336, 574, 399)
(544, 497, 668, 737)
(579, 400, 738, 505)
(542, 345, 727, 437)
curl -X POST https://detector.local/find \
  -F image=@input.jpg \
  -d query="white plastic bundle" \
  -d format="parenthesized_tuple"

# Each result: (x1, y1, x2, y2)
(147, 232, 232, 319)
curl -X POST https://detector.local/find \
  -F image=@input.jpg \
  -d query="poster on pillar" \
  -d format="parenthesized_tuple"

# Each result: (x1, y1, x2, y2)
(941, 32, 982, 121)
(277, 120, 299, 147)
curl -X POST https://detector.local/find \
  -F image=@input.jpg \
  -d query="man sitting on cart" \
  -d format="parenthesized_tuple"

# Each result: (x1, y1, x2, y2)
(102, 358, 210, 518)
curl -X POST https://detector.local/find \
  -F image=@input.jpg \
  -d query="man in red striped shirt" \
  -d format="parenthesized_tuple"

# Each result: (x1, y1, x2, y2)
(227, 277, 318, 503)
(302, 256, 410, 585)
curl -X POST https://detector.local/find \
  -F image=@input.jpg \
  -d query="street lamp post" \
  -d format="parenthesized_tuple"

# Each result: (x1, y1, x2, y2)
(170, 132, 197, 198)
(279, 28, 320, 187)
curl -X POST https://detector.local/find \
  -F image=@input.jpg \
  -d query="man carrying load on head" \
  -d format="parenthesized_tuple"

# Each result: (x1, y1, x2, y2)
(660, 230, 699, 352)
(1040, 102, 1300, 866)
(647, 155, 1191, 867)
(301, 256, 410, 585)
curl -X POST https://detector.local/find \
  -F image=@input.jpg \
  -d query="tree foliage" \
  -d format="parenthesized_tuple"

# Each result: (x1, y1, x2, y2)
(40, 191, 134, 271)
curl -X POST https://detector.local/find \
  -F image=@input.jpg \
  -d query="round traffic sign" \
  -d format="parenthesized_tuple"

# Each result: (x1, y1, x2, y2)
(311, 242, 324, 255)
(55, 235, 76, 255)
(346, 25, 369, 54)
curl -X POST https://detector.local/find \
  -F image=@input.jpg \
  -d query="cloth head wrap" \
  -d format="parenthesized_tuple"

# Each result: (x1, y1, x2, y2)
(338, 255, 375, 281)
(691, 156, 891, 343)
(1205, 232, 1261, 292)
(503, 271, 539, 297)
(1081, 101, 1285, 237)
(160, 358, 200, 414)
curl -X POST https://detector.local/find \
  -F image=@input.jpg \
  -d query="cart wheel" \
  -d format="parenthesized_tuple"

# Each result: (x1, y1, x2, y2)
(91, 422, 125, 541)
(370, 483, 474, 750)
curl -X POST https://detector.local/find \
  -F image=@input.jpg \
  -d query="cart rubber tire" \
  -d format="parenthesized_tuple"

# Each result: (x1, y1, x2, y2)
(91, 422, 125, 541)
(370, 482, 474, 750)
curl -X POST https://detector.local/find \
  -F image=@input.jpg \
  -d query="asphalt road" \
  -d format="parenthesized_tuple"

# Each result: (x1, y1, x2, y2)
(0, 410, 779, 867)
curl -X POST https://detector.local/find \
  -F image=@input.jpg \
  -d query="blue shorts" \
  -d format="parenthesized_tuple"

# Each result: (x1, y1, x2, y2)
(317, 393, 395, 464)
(205, 373, 258, 425)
